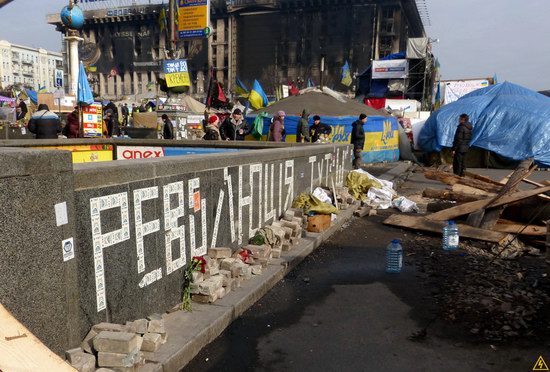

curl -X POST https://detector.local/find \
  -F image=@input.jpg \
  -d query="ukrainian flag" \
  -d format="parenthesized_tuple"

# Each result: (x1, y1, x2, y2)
(341, 61, 352, 87)
(235, 78, 249, 97)
(248, 80, 269, 110)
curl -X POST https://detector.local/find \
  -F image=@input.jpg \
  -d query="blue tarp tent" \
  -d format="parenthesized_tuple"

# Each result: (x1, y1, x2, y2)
(418, 82, 550, 167)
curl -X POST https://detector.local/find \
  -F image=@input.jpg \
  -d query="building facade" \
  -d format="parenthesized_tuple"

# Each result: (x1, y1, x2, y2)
(48, 0, 425, 99)
(0, 40, 63, 91)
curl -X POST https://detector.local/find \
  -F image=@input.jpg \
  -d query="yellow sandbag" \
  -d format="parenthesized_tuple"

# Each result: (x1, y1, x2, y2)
(345, 171, 382, 200)
(292, 193, 338, 215)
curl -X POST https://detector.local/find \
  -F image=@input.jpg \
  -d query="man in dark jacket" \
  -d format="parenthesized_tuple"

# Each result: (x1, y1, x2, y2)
(296, 108, 310, 143)
(350, 113, 367, 169)
(309, 115, 332, 143)
(220, 108, 250, 141)
(28, 104, 61, 139)
(17, 98, 28, 120)
(452, 113, 473, 177)
(121, 103, 129, 126)
(161, 114, 174, 140)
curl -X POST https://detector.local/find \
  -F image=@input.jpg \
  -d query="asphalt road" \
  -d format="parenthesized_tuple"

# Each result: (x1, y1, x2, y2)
(183, 166, 549, 372)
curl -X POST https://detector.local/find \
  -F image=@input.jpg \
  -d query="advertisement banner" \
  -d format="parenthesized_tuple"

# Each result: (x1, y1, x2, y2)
(372, 59, 409, 79)
(34, 145, 113, 164)
(55, 69, 64, 87)
(82, 103, 103, 137)
(117, 146, 165, 160)
(178, 0, 209, 39)
(443, 79, 490, 105)
(163, 60, 191, 88)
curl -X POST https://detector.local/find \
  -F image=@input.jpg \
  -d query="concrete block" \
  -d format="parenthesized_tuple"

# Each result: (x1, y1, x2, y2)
(272, 248, 282, 258)
(204, 265, 219, 277)
(96, 369, 115, 372)
(141, 333, 162, 352)
(240, 265, 252, 280)
(219, 269, 231, 279)
(192, 293, 218, 304)
(220, 258, 237, 271)
(137, 363, 163, 372)
(215, 287, 226, 300)
(251, 265, 263, 275)
(246, 245, 271, 259)
(189, 282, 200, 294)
(93, 331, 140, 354)
(127, 319, 148, 335)
(231, 277, 240, 290)
(282, 242, 291, 251)
(198, 279, 217, 295)
(210, 274, 224, 289)
(97, 349, 142, 368)
(222, 275, 234, 288)
(289, 207, 304, 217)
(66, 349, 96, 372)
(147, 319, 166, 334)
(81, 329, 98, 354)
(192, 271, 204, 283)
(257, 258, 269, 268)
(93, 323, 130, 334)
(207, 247, 232, 259)
(282, 211, 295, 221)
(204, 256, 220, 274)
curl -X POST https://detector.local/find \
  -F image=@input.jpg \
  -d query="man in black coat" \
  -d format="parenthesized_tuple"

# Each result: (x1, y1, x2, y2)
(452, 113, 473, 177)
(161, 114, 174, 140)
(220, 108, 250, 141)
(309, 115, 332, 143)
(28, 104, 61, 139)
(350, 113, 367, 169)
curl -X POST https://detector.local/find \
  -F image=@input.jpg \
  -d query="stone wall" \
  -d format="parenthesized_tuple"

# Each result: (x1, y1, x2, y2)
(0, 143, 351, 355)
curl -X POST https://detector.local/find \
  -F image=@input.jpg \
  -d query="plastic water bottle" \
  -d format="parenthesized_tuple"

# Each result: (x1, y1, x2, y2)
(385, 239, 403, 273)
(442, 221, 459, 251)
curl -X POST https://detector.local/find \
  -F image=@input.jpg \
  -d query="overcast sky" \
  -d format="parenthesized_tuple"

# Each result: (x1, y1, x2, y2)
(1, 0, 549, 91)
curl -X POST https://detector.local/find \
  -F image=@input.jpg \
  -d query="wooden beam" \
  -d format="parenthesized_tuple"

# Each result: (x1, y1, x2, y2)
(424, 170, 502, 193)
(464, 171, 505, 186)
(478, 159, 535, 229)
(422, 188, 486, 202)
(493, 221, 547, 236)
(383, 214, 509, 244)
(427, 185, 550, 222)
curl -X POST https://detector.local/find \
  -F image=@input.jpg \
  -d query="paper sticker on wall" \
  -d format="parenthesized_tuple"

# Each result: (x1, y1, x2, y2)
(62, 237, 75, 262)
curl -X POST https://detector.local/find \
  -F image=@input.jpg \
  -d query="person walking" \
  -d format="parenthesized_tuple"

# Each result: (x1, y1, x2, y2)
(64, 106, 80, 138)
(161, 114, 174, 140)
(268, 111, 286, 142)
(203, 115, 221, 140)
(452, 113, 473, 177)
(121, 103, 129, 126)
(350, 113, 367, 169)
(28, 104, 62, 139)
(296, 108, 310, 143)
(220, 108, 250, 141)
(309, 115, 332, 143)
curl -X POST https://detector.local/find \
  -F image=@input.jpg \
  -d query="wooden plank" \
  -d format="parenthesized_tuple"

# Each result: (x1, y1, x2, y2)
(464, 171, 505, 186)
(424, 170, 503, 193)
(427, 185, 550, 221)
(451, 184, 496, 197)
(479, 159, 536, 229)
(492, 221, 547, 236)
(383, 214, 509, 243)
(0, 304, 75, 371)
(422, 188, 486, 202)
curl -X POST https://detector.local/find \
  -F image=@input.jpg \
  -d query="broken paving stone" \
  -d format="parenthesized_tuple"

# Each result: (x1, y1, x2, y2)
(67, 350, 96, 372)
(198, 279, 218, 296)
(220, 258, 238, 271)
(141, 333, 162, 352)
(189, 282, 200, 295)
(80, 329, 98, 354)
(93, 322, 132, 334)
(251, 265, 263, 275)
(240, 265, 252, 280)
(208, 247, 232, 259)
(192, 271, 204, 283)
(216, 287, 226, 299)
(93, 331, 141, 354)
(98, 349, 142, 368)
(127, 319, 148, 335)
(193, 293, 218, 304)
(147, 319, 166, 334)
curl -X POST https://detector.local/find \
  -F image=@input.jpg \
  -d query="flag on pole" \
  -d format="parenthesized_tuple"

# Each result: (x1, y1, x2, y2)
(159, 5, 167, 33)
(235, 78, 249, 97)
(434, 82, 441, 110)
(341, 61, 352, 87)
(493, 73, 498, 85)
(248, 80, 269, 109)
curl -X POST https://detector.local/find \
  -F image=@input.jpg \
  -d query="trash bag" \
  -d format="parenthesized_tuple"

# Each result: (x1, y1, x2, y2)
(392, 196, 419, 213)
(292, 193, 338, 215)
(251, 112, 268, 140)
(345, 171, 383, 200)
(249, 227, 278, 247)
(312, 187, 333, 204)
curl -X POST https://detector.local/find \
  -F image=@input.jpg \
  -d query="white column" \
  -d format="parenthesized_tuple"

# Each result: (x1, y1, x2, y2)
(64, 35, 83, 96)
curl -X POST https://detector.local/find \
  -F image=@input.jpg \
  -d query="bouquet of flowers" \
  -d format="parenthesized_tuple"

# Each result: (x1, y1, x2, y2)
(181, 256, 207, 312)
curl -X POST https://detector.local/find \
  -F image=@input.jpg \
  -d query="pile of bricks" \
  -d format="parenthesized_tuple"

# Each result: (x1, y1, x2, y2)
(66, 316, 167, 371)
(335, 186, 357, 210)
(191, 208, 306, 305)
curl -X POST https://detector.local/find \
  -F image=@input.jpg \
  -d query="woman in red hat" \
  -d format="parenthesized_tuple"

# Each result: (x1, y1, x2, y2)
(203, 115, 221, 140)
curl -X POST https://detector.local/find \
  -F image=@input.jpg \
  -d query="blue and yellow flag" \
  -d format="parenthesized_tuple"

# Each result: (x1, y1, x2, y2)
(38, 86, 47, 93)
(248, 80, 269, 110)
(235, 78, 249, 97)
(341, 61, 352, 87)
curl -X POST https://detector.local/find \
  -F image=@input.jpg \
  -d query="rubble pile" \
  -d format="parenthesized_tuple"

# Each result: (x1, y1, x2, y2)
(406, 234, 550, 341)
(66, 317, 167, 371)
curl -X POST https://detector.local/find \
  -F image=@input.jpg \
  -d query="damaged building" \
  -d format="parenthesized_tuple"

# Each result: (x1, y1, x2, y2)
(48, 0, 426, 100)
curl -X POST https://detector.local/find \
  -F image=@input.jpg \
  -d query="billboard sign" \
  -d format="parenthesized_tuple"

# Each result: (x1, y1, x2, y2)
(55, 69, 64, 87)
(178, 0, 210, 39)
(443, 79, 490, 105)
(372, 59, 409, 79)
(163, 60, 191, 87)
(82, 103, 104, 137)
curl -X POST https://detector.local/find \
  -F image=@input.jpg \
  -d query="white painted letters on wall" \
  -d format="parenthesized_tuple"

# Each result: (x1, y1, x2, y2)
(163, 181, 186, 275)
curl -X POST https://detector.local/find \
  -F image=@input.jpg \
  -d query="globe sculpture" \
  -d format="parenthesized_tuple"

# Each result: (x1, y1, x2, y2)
(60, 5, 85, 30)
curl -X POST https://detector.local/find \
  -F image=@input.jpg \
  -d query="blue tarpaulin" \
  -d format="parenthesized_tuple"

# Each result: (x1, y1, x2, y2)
(418, 82, 550, 167)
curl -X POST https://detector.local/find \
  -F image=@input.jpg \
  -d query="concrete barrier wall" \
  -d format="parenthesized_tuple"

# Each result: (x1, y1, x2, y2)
(0, 142, 352, 355)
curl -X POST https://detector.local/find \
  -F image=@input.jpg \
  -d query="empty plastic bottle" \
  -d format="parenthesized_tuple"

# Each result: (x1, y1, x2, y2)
(442, 220, 460, 251)
(385, 239, 403, 273)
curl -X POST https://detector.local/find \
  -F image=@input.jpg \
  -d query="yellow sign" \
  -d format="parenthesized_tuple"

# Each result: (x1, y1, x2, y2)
(177, 0, 209, 38)
(33, 145, 114, 164)
(165, 72, 191, 88)
(533, 356, 549, 371)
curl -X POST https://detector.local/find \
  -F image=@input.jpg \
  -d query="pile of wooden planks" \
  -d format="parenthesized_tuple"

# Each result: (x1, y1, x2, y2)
(384, 159, 550, 251)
